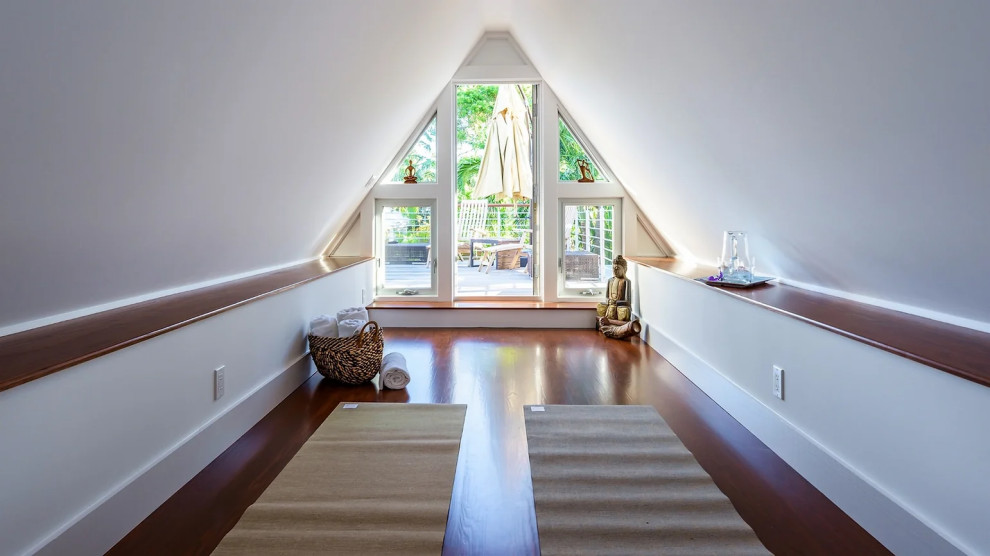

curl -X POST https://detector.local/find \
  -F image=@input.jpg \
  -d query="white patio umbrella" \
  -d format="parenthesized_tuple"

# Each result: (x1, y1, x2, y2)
(472, 85, 533, 200)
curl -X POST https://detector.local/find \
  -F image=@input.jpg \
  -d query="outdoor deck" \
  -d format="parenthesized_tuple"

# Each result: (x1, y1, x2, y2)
(384, 259, 610, 296)
(384, 260, 533, 296)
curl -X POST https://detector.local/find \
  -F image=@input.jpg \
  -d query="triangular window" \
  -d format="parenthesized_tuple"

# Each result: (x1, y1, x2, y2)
(389, 115, 438, 183)
(559, 114, 606, 182)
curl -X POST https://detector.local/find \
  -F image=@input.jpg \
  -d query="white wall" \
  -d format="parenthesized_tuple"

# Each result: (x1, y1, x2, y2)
(512, 1, 990, 326)
(0, 261, 373, 556)
(7, 0, 988, 335)
(631, 262, 989, 555)
(0, 1, 483, 330)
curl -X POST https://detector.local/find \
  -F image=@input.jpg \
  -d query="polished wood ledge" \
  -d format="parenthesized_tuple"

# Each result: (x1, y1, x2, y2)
(368, 300, 597, 310)
(0, 257, 373, 393)
(627, 257, 990, 389)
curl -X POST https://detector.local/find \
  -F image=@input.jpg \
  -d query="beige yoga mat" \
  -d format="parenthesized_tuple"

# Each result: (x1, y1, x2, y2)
(214, 403, 466, 555)
(524, 405, 769, 555)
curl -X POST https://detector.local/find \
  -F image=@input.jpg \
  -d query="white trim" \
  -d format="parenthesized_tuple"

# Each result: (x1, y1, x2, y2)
(322, 209, 361, 257)
(369, 307, 595, 328)
(319, 188, 375, 257)
(28, 355, 316, 556)
(454, 66, 541, 82)
(0, 256, 318, 338)
(558, 198, 622, 297)
(557, 107, 613, 183)
(455, 32, 539, 82)
(640, 323, 965, 556)
(375, 199, 439, 297)
(776, 277, 990, 334)
(379, 111, 440, 185)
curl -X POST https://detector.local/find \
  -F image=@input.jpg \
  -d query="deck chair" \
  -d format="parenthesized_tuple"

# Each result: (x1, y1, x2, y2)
(477, 229, 530, 274)
(456, 200, 489, 261)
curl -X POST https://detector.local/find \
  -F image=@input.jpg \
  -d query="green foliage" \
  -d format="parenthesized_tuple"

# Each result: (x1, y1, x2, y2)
(456, 85, 499, 154)
(454, 84, 535, 238)
(391, 116, 437, 183)
(456, 156, 481, 201)
(386, 206, 431, 244)
(559, 117, 604, 181)
(455, 84, 533, 200)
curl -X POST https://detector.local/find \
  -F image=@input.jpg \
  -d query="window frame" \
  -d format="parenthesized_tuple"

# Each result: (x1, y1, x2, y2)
(375, 199, 438, 298)
(381, 112, 439, 185)
(557, 109, 610, 183)
(452, 82, 541, 300)
(557, 198, 622, 298)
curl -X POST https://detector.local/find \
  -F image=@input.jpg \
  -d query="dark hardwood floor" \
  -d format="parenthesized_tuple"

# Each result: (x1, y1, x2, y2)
(110, 329, 890, 555)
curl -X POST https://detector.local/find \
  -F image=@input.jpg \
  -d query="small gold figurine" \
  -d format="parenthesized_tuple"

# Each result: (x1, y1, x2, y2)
(577, 158, 595, 183)
(403, 159, 418, 184)
(597, 255, 631, 321)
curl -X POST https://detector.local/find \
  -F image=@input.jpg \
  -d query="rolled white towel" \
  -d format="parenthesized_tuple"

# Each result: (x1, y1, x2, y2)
(337, 318, 368, 338)
(311, 322, 338, 337)
(336, 306, 369, 323)
(380, 352, 410, 389)
(309, 315, 334, 333)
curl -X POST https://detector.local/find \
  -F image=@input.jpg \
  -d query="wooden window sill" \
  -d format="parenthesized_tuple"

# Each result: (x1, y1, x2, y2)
(367, 300, 597, 310)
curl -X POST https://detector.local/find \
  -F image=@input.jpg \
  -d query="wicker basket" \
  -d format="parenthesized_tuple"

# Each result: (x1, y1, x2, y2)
(308, 321, 384, 384)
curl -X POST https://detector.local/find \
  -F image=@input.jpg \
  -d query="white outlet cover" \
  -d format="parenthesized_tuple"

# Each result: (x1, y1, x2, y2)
(214, 366, 225, 400)
(772, 365, 784, 400)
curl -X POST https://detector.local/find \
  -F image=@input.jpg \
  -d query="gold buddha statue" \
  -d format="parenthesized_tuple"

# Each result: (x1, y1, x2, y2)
(403, 159, 418, 184)
(597, 255, 631, 322)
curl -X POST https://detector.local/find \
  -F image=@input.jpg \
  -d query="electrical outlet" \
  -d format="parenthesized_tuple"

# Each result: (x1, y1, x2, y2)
(214, 366, 225, 400)
(361, 288, 367, 303)
(772, 365, 784, 400)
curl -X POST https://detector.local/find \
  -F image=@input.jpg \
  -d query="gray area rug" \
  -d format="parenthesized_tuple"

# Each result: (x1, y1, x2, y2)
(524, 404, 769, 555)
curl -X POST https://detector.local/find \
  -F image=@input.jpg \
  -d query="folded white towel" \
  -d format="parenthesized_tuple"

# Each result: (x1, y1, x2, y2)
(337, 318, 368, 338)
(336, 307, 369, 323)
(380, 352, 410, 389)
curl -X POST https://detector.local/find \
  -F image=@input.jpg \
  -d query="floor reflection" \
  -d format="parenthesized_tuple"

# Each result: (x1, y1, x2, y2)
(372, 329, 654, 555)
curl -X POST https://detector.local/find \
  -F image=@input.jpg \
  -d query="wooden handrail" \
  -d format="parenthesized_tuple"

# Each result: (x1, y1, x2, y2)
(0, 257, 373, 393)
(627, 257, 990, 389)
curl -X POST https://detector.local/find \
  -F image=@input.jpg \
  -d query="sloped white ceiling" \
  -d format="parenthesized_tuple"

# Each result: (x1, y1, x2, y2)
(3, 1, 988, 330)
(0, 1, 484, 329)
(510, 1, 990, 325)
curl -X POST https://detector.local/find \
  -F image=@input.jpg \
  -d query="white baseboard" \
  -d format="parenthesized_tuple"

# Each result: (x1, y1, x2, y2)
(34, 356, 316, 556)
(369, 308, 596, 328)
(640, 321, 964, 556)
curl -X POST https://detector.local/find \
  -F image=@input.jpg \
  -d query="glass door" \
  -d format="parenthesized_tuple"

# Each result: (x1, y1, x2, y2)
(454, 83, 538, 298)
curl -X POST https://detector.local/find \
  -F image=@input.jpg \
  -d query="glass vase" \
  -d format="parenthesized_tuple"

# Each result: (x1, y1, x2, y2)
(719, 231, 754, 283)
